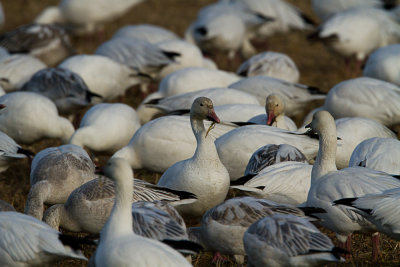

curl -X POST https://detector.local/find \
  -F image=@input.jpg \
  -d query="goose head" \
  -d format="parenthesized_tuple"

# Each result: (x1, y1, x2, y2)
(306, 110, 336, 136)
(104, 157, 133, 183)
(266, 94, 284, 126)
(190, 97, 220, 123)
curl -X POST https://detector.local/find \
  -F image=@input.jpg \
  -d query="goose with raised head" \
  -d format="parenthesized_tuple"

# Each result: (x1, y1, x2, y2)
(0, 54, 46, 92)
(349, 137, 400, 175)
(59, 54, 141, 102)
(334, 187, 400, 241)
(324, 77, 400, 127)
(305, 111, 400, 259)
(0, 211, 87, 266)
(188, 196, 320, 264)
(157, 97, 230, 218)
(25, 144, 96, 220)
(112, 114, 236, 173)
(237, 51, 300, 83)
(69, 103, 141, 154)
(43, 175, 196, 234)
(249, 93, 297, 130)
(244, 213, 346, 267)
(93, 157, 192, 267)
(0, 92, 75, 144)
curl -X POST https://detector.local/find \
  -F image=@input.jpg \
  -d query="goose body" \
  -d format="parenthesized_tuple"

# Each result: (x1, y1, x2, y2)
(157, 97, 230, 218)
(25, 144, 95, 220)
(244, 213, 345, 267)
(237, 51, 300, 83)
(324, 77, 400, 127)
(69, 103, 141, 154)
(0, 211, 87, 266)
(112, 24, 179, 44)
(306, 111, 400, 243)
(0, 92, 74, 144)
(363, 44, 400, 86)
(93, 157, 191, 267)
(113, 115, 236, 173)
(0, 54, 46, 92)
(59, 54, 140, 101)
(214, 104, 265, 122)
(349, 137, 400, 175)
(43, 175, 196, 234)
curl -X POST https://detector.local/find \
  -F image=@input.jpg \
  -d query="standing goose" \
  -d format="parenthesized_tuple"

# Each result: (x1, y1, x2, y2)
(157, 97, 230, 218)
(93, 157, 192, 267)
(305, 111, 400, 259)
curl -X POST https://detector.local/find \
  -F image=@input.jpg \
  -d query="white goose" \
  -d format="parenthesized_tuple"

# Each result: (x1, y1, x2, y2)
(349, 137, 400, 175)
(93, 157, 191, 267)
(25, 144, 96, 220)
(0, 92, 75, 144)
(214, 104, 265, 122)
(112, 115, 236, 173)
(0, 211, 87, 266)
(363, 44, 400, 86)
(69, 103, 141, 154)
(0, 54, 46, 92)
(237, 51, 300, 83)
(59, 54, 141, 101)
(157, 97, 230, 218)
(229, 76, 325, 117)
(43, 175, 196, 234)
(334, 187, 400, 241)
(244, 214, 346, 267)
(324, 77, 400, 127)
(305, 110, 400, 258)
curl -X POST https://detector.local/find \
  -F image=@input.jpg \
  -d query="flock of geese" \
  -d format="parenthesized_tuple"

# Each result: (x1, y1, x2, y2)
(0, 0, 400, 266)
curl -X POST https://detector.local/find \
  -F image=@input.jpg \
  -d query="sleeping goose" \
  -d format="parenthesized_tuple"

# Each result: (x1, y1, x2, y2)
(92, 157, 192, 267)
(157, 97, 230, 218)
(305, 111, 400, 259)
(0, 92, 75, 144)
(25, 144, 96, 220)
(69, 103, 141, 154)
(0, 211, 87, 266)
(43, 175, 196, 234)
(244, 214, 346, 266)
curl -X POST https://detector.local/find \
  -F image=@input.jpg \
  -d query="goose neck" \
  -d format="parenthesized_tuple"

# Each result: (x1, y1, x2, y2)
(190, 117, 218, 160)
(312, 129, 338, 181)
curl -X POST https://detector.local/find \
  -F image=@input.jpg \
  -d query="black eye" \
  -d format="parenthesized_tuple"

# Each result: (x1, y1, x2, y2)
(276, 104, 279, 106)
(200, 103, 204, 106)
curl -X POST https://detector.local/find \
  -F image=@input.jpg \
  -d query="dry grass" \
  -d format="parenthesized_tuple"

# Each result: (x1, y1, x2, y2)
(0, 0, 399, 266)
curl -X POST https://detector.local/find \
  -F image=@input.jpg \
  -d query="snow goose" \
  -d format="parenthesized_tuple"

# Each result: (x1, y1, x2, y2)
(59, 54, 141, 101)
(305, 110, 400, 257)
(43, 175, 196, 234)
(249, 93, 297, 130)
(0, 130, 33, 173)
(214, 104, 265, 122)
(112, 24, 179, 44)
(231, 161, 312, 205)
(69, 103, 141, 154)
(324, 77, 400, 127)
(236, 51, 300, 83)
(0, 23, 75, 66)
(93, 157, 191, 267)
(0, 54, 46, 92)
(0, 211, 88, 266)
(188, 196, 319, 264)
(25, 144, 96, 220)
(244, 213, 346, 267)
(35, 0, 145, 35)
(112, 115, 236, 173)
(229, 76, 326, 118)
(363, 44, 400, 86)
(308, 7, 400, 61)
(0, 92, 75, 144)
(244, 143, 308, 175)
(21, 67, 101, 116)
(311, 0, 385, 22)
(157, 97, 230, 218)
(334, 187, 400, 241)
(228, 0, 315, 38)
(349, 137, 400, 175)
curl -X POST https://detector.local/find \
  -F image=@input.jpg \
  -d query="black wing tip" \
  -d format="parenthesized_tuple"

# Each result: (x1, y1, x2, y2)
(144, 98, 163, 105)
(58, 233, 96, 252)
(333, 197, 357, 207)
(157, 186, 198, 200)
(163, 51, 181, 61)
(161, 239, 203, 254)
(331, 246, 351, 259)
(300, 12, 317, 26)
(307, 86, 326, 95)
(230, 173, 257, 186)
(17, 147, 35, 158)
(299, 207, 326, 215)
(230, 121, 257, 127)
(166, 109, 190, 116)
